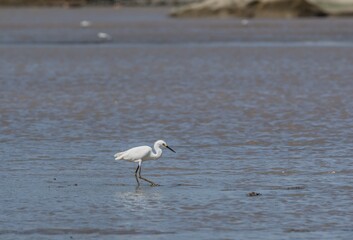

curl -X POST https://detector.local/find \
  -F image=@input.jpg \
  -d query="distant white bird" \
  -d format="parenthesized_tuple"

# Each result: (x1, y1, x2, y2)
(114, 140, 176, 186)
(80, 20, 92, 27)
(97, 32, 112, 41)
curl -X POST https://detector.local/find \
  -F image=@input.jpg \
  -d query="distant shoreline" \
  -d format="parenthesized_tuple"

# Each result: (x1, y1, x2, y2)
(0, 0, 197, 7)
(1, 0, 352, 18)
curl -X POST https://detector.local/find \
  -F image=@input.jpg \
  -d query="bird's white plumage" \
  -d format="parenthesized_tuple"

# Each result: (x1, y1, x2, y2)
(114, 146, 153, 162)
(114, 140, 174, 162)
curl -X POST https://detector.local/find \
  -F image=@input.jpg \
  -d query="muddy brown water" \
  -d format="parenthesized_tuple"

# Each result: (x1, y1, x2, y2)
(1, 7, 353, 240)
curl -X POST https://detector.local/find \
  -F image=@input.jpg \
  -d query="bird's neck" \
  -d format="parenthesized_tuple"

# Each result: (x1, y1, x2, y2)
(151, 143, 163, 160)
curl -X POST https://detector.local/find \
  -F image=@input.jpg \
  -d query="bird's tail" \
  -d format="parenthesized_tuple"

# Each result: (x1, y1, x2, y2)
(114, 152, 125, 160)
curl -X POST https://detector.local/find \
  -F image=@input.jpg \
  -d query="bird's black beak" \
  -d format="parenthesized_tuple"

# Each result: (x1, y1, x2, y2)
(166, 145, 176, 153)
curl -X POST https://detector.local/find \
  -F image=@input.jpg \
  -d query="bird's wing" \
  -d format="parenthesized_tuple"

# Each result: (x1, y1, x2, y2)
(115, 146, 151, 161)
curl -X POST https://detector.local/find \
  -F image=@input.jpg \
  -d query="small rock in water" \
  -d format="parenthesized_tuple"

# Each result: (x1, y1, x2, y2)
(247, 192, 262, 197)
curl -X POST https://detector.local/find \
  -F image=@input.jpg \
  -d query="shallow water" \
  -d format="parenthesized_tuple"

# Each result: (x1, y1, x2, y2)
(1, 7, 353, 240)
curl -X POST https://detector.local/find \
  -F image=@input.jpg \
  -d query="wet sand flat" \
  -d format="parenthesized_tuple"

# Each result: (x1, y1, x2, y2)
(1, 7, 353, 240)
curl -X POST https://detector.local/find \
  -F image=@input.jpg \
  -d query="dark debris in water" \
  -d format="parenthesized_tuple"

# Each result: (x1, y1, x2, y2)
(247, 192, 262, 197)
(47, 177, 79, 188)
(285, 228, 311, 233)
(286, 186, 305, 190)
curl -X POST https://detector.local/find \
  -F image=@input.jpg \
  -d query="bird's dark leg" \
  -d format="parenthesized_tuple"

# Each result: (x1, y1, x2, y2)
(134, 165, 140, 186)
(138, 166, 160, 187)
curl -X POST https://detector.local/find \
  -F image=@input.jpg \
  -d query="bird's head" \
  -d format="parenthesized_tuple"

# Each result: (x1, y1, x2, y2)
(156, 140, 176, 153)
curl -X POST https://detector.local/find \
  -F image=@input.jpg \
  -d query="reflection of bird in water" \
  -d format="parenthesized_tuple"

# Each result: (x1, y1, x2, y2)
(114, 187, 162, 213)
(114, 140, 176, 186)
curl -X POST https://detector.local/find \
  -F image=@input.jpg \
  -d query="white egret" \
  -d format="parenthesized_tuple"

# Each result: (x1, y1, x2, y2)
(114, 140, 176, 186)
